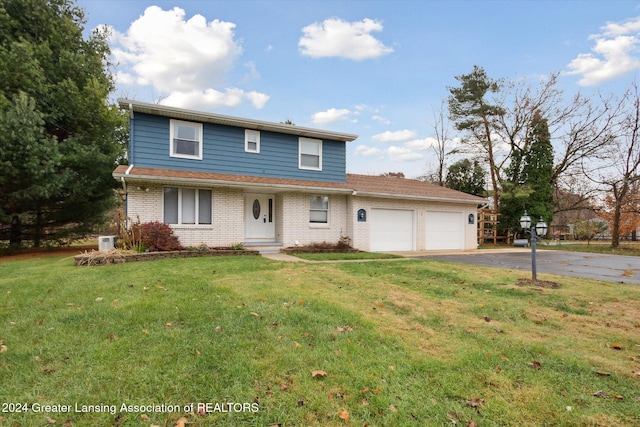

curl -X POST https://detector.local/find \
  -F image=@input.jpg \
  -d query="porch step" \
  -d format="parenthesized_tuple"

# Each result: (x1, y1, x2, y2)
(244, 242, 283, 255)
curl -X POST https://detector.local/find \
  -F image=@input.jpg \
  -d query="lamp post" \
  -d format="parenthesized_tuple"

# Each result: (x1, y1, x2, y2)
(520, 211, 548, 281)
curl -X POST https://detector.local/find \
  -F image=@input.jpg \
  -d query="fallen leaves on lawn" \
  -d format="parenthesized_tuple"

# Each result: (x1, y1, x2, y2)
(337, 408, 350, 424)
(336, 325, 354, 333)
(466, 397, 484, 408)
(610, 343, 623, 350)
(595, 370, 611, 376)
(527, 360, 542, 370)
(311, 370, 327, 378)
(46, 416, 56, 424)
(593, 390, 607, 398)
(174, 416, 189, 427)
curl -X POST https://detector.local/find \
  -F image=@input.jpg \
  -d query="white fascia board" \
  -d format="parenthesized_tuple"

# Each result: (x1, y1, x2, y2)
(119, 99, 358, 142)
(113, 171, 353, 195)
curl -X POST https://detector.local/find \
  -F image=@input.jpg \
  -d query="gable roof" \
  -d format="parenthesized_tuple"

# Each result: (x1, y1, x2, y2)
(347, 174, 485, 204)
(114, 166, 484, 204)
(119, 99, 359, 142)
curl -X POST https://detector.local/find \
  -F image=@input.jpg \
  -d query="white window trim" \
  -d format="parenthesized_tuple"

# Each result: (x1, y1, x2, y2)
(299, 137, 322, 171)
(309, 195, 330, 228)
(170, 119, 203, 160)
(163, 187, 212, 226)
(245, 129, 260, 153)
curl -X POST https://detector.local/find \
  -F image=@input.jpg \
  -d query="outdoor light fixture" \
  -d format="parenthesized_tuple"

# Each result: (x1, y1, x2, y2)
(520, 210, 548, 282)
(519, 212, 532, 230)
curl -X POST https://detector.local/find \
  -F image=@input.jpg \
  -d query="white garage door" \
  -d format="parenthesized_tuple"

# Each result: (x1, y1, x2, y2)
(370, 209, 414, 252)
(425, 211, 464, 250)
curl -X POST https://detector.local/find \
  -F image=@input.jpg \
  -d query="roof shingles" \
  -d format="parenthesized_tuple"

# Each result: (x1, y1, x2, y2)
(113, 166, 484, 204)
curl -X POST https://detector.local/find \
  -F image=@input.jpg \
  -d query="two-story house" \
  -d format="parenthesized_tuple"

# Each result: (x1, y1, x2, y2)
(113, 99, 484, 252)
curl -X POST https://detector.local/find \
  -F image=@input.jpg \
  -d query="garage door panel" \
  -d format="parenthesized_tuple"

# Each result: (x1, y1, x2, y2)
(370, 209, 414, 252)
(425, 211, 463, 250)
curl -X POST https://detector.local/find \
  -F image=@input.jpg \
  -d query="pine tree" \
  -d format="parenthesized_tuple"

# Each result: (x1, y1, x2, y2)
(445, 158, 486, 196)
(500, 111, 554, 234)
(0, 0, 127, 246)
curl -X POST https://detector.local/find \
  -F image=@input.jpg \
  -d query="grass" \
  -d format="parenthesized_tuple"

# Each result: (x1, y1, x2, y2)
(540, 243, 640, 256)
(1, 255, 639, 426)
(289, 251, 403, 261)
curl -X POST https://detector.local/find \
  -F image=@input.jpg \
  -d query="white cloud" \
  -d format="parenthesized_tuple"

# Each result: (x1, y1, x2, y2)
(245, 91, 270, 109)
(372, 129, 417, 143)
(299, 18, 393, 60)
(386, 146, 423, 162)
(405, 138, 438, 150)
(354, 145, 383, 156)
(108, 6, 268, 109)
(312, 108, 352, 125)
(371, 115, 391, 125)
(566, 16, 640, 86)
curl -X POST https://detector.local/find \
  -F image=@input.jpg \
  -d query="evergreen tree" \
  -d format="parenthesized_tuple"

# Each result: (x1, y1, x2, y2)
(0, 0, 127, 246)
(448, 66, 504, 211)
(500, 111, 554, 234)
(445, 158, 486, 196)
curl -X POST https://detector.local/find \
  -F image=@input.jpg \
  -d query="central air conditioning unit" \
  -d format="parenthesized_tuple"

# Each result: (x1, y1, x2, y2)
(98, 235, 117, 251)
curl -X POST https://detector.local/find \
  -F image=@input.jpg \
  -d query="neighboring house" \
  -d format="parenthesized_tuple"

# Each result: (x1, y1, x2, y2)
(113, 99, 484, 252)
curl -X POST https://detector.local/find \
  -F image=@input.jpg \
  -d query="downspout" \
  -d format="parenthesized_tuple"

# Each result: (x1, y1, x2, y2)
(121, 165, 134, 219)
(128, 103, 135, 164)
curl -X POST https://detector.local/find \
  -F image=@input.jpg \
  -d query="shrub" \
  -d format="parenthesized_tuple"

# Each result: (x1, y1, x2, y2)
(139, 221, 182, 252)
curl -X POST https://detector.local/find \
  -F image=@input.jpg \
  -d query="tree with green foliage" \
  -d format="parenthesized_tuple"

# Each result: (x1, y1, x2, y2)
(0, 0, 127, 246)
(448, 65, 505, 211)
(445, 158, 486, 196)
(500, 111, 554, 234)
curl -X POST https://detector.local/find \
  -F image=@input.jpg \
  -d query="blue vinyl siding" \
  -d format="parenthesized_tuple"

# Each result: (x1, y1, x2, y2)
(130, 113, 346, 183)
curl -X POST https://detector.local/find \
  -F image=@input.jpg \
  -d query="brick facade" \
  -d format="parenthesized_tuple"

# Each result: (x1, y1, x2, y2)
(126, 184, 476, 251)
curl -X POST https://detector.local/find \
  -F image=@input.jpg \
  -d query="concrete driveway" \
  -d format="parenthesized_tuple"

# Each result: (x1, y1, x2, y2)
(411, 249, 640, 284)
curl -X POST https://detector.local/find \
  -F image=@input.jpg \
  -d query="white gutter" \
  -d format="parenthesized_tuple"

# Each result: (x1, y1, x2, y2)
(112, 171, 353, 195)
(352, 191, 484, 205)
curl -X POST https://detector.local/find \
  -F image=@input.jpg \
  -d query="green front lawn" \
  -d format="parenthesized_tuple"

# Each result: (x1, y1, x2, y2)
(1, 255, 639, 426)
(289, 251, 403, 261)
(540, 243, 640, 256)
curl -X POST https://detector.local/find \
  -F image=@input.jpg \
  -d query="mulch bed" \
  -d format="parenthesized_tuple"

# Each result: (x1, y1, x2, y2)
(74, 248, 259, 266)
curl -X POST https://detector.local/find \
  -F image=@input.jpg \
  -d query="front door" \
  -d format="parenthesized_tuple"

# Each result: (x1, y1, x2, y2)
(245, 194, 275, 241)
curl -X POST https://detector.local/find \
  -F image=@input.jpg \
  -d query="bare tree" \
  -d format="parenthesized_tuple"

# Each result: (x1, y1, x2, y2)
(429, 99, 455, 186)
(586, 81, 640, 248)
(493, 72, 620, 215)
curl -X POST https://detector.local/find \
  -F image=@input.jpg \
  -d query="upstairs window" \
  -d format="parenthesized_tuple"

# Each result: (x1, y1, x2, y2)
(245, 130, 260, 153)
(164, 187, 212, 225)
(170, 120, 203, 160)
(309, 195, 329, 224)
(299, 137, 322, 171)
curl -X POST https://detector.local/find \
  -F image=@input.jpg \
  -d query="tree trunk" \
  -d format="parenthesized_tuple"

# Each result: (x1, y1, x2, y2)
(34, 210, 42, 248)
(612, 201, 621, 248)
(483, 117, 500, 212)
(9, 215, 22, 248)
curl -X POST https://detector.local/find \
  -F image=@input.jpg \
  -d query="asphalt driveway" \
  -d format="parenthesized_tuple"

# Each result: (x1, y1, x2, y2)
(414, 249, 640, 284)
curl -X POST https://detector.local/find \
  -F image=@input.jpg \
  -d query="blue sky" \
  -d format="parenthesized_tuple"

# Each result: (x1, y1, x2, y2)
(79, 0, 640, 178)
